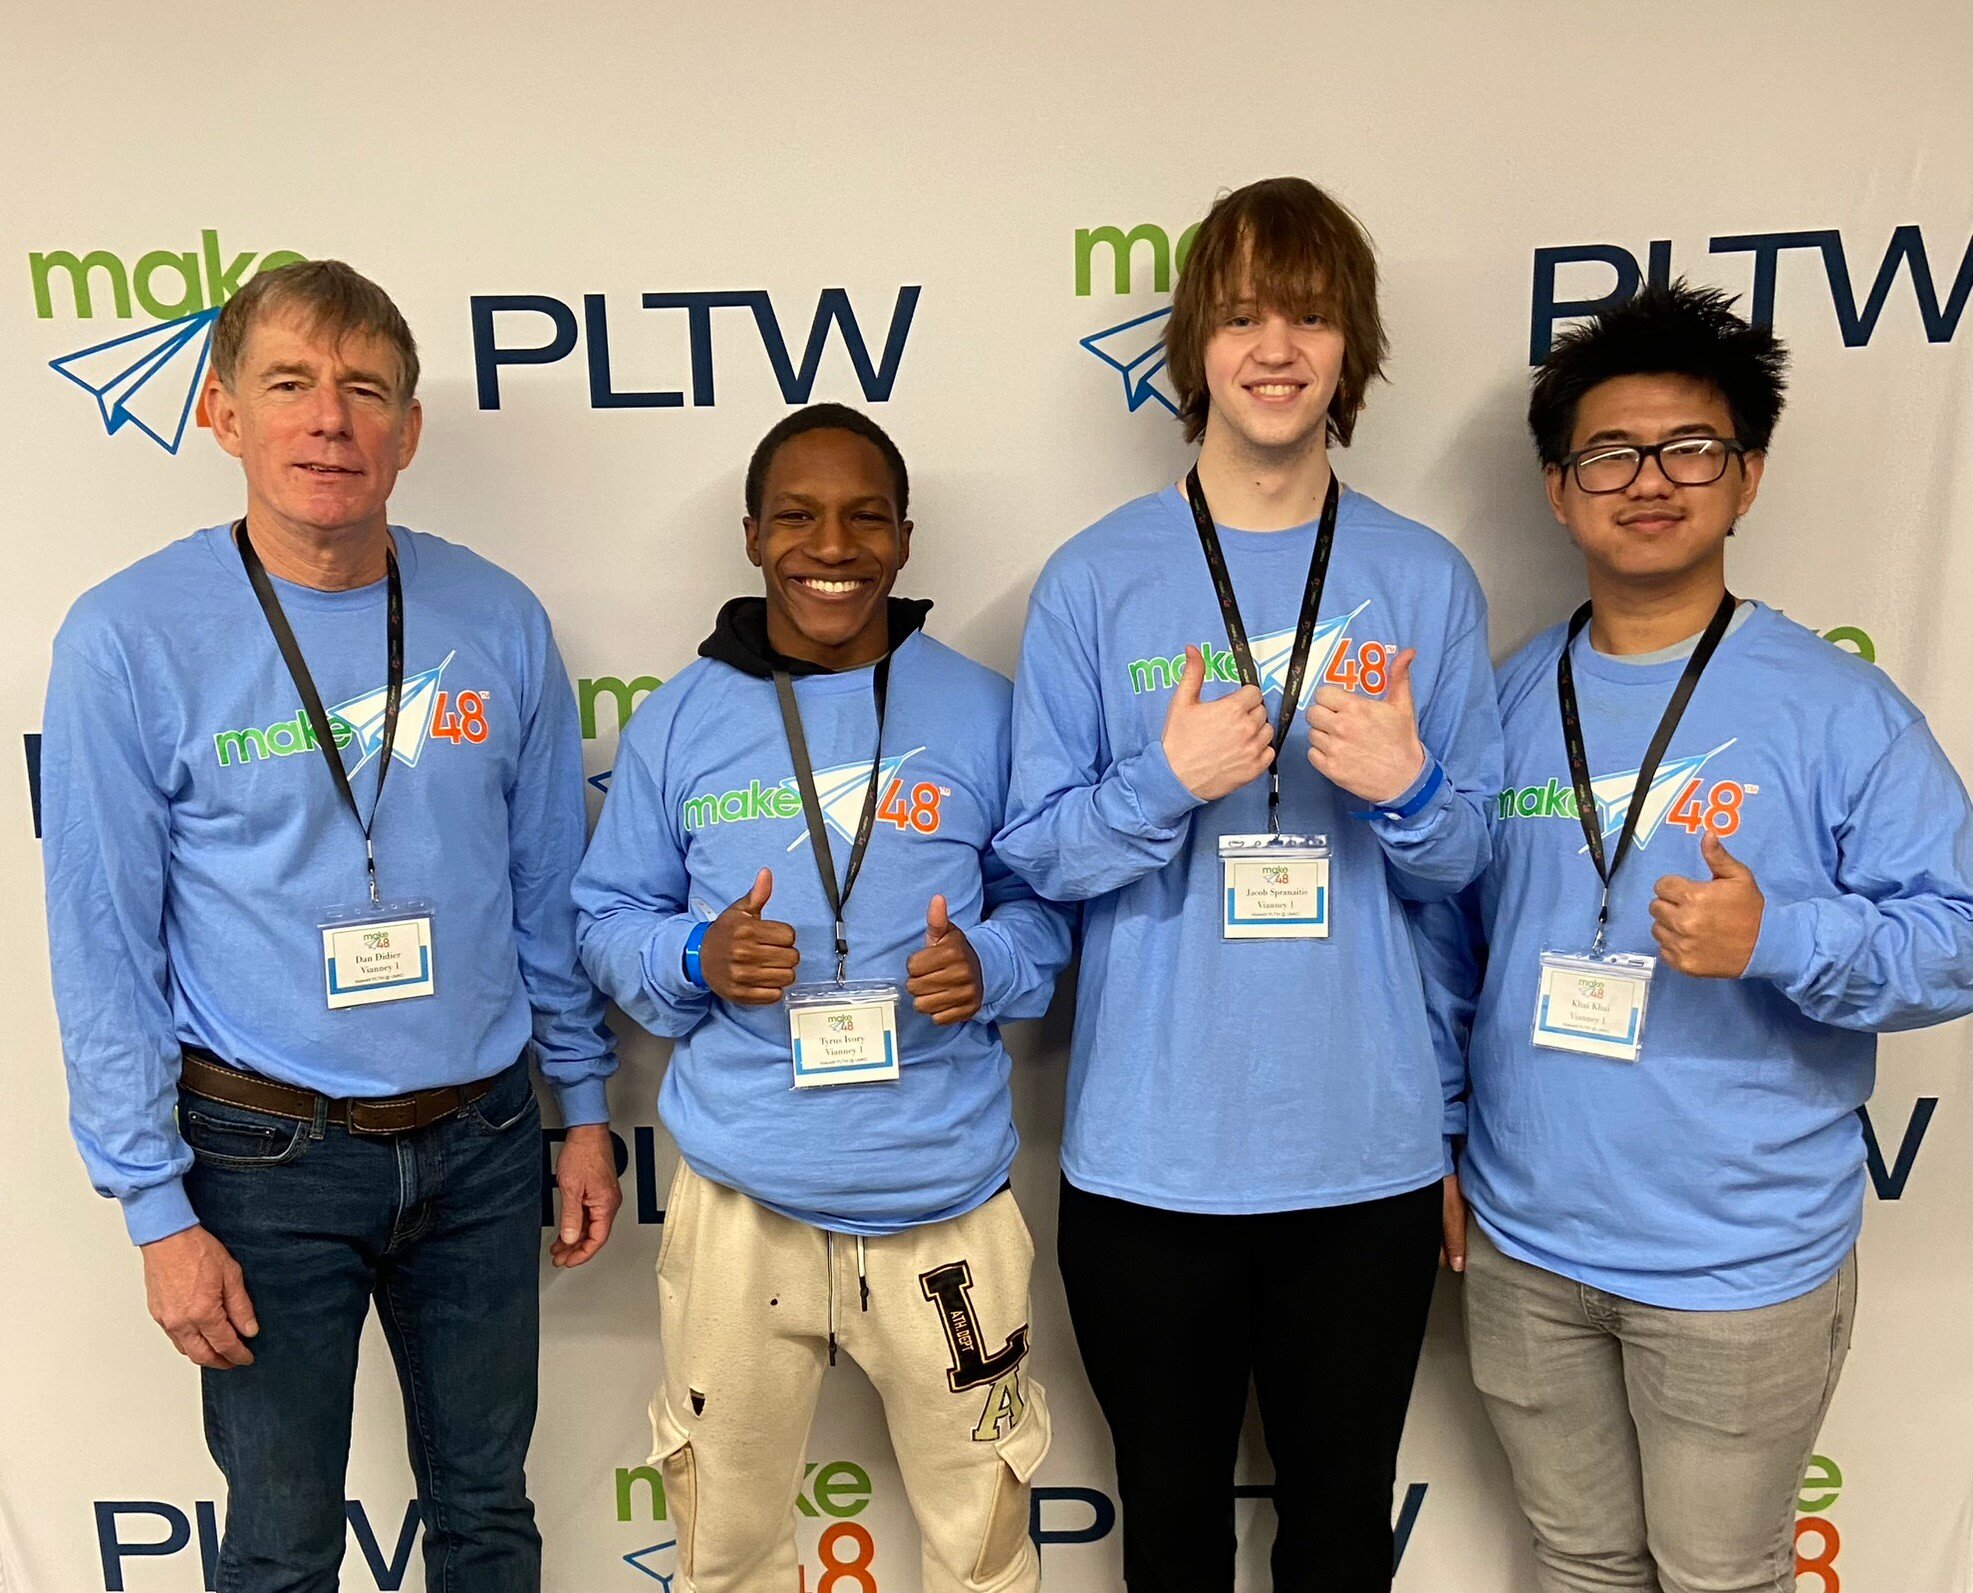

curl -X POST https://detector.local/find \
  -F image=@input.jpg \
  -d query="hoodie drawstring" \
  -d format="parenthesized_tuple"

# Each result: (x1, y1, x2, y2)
(857, 1235, 870, 1312)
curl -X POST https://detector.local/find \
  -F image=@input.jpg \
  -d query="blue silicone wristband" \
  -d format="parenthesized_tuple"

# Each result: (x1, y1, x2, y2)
(682, 920, 711, 989)
(1350, 756, 1446, 822)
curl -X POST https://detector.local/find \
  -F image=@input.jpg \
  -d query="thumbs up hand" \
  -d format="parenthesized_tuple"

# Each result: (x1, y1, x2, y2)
(1648, 831, 1765, 978)
(702, 868, 802, 1005)
(906, 893, 985, 1026)
(1161, 645, 1274, 802)
(1306, 647, 1428, 806)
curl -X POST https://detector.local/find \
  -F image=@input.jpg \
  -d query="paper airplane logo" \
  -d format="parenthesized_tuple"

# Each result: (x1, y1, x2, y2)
(1081, 307, 1178, 416)
(48, 308, 219, 455)
(328, 652, 457, 774)
(785, 747, 922, 851)
(1583, 740, 1737, 853)
(622, 1538, 677, 1587)
(1249, 603, 1371, 707)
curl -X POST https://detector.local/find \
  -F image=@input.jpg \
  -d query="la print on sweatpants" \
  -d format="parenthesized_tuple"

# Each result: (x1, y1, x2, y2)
(575, 600, 1072, 1593)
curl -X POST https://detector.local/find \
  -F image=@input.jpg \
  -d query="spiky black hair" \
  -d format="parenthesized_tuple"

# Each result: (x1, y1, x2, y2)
(1529, 281, 1789, 466)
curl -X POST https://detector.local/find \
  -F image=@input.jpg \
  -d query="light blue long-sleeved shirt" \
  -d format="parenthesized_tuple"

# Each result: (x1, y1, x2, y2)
(573, 628, 1073, 1235)
(41, 525, 616, 1245)
(1418, 602, 1973, 1308)
(997, 484, 1502, 1213)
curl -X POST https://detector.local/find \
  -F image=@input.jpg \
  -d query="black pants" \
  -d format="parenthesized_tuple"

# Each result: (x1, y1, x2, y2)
(1057, 1174, 1443, 1593)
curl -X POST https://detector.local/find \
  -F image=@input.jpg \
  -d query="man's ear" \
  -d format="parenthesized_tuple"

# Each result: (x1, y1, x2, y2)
(744, 516, 762, 569)
(395, 398, 424, 470)
(205, 377, 246, 461)
(1543, 464, 1569, 525)
(895, 519, 913, 571)
(1734, 450, 1765, 519)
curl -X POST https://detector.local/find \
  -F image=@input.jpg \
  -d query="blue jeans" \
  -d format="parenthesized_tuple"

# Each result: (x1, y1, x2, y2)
(181, 1056, 544, 1593)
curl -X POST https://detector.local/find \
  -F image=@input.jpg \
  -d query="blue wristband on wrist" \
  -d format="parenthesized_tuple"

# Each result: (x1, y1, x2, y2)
(682, 920, 711, 989)
(1350, 756, 1446, 822)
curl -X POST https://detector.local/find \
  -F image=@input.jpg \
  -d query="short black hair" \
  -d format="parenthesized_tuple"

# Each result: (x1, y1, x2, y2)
(1528, 281, 1789, 467)
(744, 403, 910, 520)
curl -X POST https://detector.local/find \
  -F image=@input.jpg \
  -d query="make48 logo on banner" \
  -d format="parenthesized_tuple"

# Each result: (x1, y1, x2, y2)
(1796, 1454, 1844, 1591)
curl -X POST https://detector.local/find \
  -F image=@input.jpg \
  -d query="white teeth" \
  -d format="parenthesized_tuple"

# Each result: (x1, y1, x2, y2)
(1251, 384, 1300, 396)
(799, 578, 864, 594)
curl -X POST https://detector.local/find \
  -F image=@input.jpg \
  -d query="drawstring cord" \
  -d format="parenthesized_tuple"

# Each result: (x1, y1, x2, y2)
(857, 1236, 870, 1312)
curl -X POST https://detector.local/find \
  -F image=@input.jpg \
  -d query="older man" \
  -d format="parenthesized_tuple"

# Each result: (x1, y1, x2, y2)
(40, 259, 620, 1592)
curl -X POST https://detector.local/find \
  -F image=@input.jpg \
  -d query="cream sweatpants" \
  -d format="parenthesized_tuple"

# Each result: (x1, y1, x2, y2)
(648, 1162, 1051, 1593)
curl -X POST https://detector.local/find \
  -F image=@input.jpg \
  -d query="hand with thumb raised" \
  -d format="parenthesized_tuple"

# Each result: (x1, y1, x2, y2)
(702, 868, 801, 1005)
(1649, 829, 1765, 978)
(1306, 645, 1428, 807)
(1161, 645, 1273, 802)
(908, 893, 984, 1026)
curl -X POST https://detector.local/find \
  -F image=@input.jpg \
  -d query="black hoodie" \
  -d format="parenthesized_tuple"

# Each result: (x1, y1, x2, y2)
(698, 595, 933, 679)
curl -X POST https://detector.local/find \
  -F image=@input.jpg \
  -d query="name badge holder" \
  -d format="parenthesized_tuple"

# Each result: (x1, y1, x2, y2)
(787, 980, 902, 1088)
(1533, 950, 1655, 1061)
(773, 659, 901, 1090)
(1219, 833, 1332, 940)
(238, 522, 439, 1013)
(1534, 590, 1738, 1062)
(321, 899, 438, 1010)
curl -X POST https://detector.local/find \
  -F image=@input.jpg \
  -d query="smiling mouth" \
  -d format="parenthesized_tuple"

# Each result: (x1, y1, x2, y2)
(790, 575, 873, 597)
(1246, 382, 1305, 400)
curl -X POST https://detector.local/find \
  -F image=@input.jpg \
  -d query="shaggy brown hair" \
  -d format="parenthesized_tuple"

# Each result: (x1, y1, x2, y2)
(1164, 177, 1387, 446)
(211, 258, 420, 401)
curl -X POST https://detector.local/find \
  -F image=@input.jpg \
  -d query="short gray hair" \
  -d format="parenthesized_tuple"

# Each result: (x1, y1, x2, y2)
(212, 258, 420, 400)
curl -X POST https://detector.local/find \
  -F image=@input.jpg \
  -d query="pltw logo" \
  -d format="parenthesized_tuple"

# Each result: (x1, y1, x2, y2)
(1530, 226, 1972, 362)
(470, 287, 921, 411)
(30, 231, 305, 454)
(1074, 222, 1198, 417)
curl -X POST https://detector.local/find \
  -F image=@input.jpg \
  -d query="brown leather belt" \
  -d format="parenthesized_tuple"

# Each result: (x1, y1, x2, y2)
(179, 1048, 498, 1136)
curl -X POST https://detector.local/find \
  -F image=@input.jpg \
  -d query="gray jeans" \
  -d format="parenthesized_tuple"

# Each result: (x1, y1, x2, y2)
(1463, 1223, 1856, 1593)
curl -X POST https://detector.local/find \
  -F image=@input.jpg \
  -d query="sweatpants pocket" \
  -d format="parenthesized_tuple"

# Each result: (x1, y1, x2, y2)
(973, 1377, 1051, 1586)
(648, 1392, 699, 1582)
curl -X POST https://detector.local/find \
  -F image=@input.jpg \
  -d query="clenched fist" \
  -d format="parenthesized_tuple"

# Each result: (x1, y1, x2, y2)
(1649, 831, 1764, 978)
(907, 894, 984, 1026)
(1162, 644, 1274, 802)
(702, 869, 802, 1004)
(1306, 647, 1427, 807)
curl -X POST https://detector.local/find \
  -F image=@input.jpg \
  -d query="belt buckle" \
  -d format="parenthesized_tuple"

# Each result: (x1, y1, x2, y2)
(347, 1096, 420, 1136)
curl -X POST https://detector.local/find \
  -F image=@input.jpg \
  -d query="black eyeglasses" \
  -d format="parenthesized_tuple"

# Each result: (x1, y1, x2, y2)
(1560, 436, 1747, 495)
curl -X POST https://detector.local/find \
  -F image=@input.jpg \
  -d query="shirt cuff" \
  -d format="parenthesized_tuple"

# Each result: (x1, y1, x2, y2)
(551, 1076, 612, 1128)
(642, 914, 710, 1005)
(1115, 739, 1204, 831)
(967, 918, 1020, 1022)
(1351, 754, 1445, 825)
(1745, 897, 1816, 988)
(123, 1178, 200, 1247)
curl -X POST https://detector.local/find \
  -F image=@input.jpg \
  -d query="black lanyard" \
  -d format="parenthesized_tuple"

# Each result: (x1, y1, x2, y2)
(1183, 466, 1340, 832)
(773, 657, 893, 985)
(1557, 590, 1737, 952)
(237, 521, 404, 907)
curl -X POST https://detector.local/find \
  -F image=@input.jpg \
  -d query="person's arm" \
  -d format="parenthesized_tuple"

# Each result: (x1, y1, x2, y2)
(508, 623, 618, 1124)
(996, 591, 1205, 902)
(572, 707, 712, 1038)
(507, 617, 621, 1266)
(44, 632, 259, 1367)
(41, 636, 195, 1246)
(967, 846, 1077, 1025)
(1741, 718, 1973, 1030)
(1353, 590, 1503, 903)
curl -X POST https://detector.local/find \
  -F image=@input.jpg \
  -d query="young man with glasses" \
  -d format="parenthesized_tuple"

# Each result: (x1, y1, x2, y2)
(998, 176, 1501, 1592)
(1425, 282, 1973, 1592)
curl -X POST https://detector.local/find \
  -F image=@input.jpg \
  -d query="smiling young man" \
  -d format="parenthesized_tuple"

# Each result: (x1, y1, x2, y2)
(574, 404, 1070, 1593)
(40, 260, 620, 1591)
(997, 177, 1502, 1592)
(1426, 283, 1973, 1593)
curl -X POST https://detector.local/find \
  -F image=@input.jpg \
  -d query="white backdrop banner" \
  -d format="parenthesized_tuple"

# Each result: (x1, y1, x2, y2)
(3, 4, 1969, 1590)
